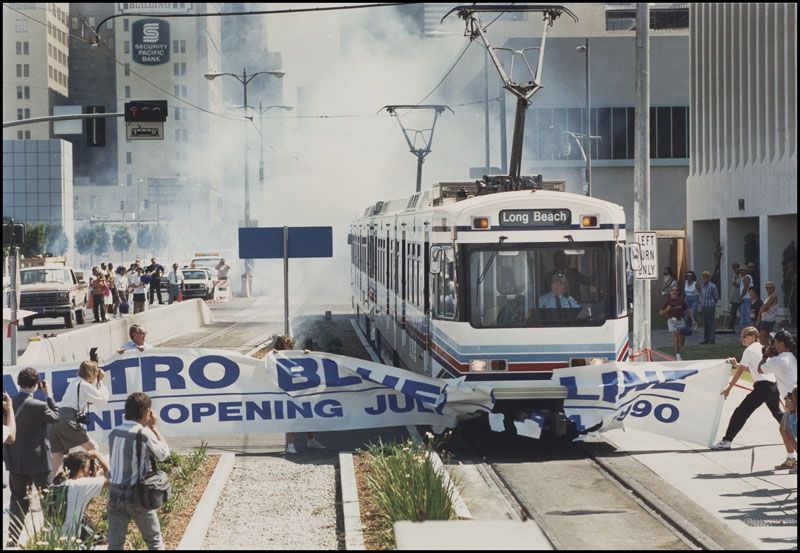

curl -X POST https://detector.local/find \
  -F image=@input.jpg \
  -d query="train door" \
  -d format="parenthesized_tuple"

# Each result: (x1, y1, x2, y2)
(423, 223, 432, 376)
(401, 224, 407, 351)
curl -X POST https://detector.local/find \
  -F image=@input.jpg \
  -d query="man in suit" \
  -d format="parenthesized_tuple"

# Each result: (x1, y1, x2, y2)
(144, 257, 165, 305)
(4, 367, 59, 546)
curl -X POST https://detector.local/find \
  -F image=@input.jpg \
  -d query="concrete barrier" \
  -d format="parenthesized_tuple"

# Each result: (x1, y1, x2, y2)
(15, 299, 213, 365)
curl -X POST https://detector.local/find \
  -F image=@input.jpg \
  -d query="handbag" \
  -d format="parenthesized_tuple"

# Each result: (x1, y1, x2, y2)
(133, 429, 171, 510)
(65, 382, 90, 430)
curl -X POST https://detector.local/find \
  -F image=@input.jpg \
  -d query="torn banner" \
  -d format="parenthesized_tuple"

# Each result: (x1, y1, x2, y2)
(2, 349, 494, 439)
(555, 360, 730, 447)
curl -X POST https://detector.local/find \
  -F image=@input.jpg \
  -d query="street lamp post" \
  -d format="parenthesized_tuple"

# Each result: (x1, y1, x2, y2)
(204, 68, 285, 297)
(576, 39, 591, 197)
(254, 102, 293, 193)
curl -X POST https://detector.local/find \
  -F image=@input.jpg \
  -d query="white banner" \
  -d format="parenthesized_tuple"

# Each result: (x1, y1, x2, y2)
(2, 349, 493, 439)
(553, 360, 730, 446)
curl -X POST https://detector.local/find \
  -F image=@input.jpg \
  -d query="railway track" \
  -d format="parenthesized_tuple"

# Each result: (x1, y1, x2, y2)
(440, 417, 742, 550)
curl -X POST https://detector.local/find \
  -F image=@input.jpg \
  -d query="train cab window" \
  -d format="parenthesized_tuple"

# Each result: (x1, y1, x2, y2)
(467, 243, 617, 328)
(432, 246, 457, 320)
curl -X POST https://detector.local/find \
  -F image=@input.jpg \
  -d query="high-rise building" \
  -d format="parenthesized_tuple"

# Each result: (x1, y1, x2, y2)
(3, 2, 71, 140)
(687, 3, 796, 314)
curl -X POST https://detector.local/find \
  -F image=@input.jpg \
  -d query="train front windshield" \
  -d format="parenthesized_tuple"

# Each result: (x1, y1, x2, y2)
(466, 243, 619, 328)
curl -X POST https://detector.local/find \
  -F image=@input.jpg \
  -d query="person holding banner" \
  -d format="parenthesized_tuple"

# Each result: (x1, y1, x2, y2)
(117, 324, 152, 354)
(757, 330, 798, 472)
(712, 326, 782, 450)
(48, 360, 110, 479)
(273, 335, 326, 454)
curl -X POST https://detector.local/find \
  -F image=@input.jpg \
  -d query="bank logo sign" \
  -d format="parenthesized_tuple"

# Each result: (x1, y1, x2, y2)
(132, 19, 169, 65)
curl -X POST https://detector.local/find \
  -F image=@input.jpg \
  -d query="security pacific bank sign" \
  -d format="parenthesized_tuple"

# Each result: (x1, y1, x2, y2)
(2, 349, 493, 439)
(132, 19, 170, 65)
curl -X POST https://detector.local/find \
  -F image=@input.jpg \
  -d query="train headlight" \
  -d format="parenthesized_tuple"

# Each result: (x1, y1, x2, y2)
(580, 215, 599, 228)
(469, 359, 488, 372)
(472, 217, 490, 230)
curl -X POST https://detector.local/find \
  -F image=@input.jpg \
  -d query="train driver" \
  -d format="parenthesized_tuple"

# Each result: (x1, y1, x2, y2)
(538, 272, 581, 310)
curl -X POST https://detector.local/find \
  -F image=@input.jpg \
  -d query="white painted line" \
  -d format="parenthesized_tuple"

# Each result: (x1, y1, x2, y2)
(339, 452, 366, 551)
(178, 452, 236, 550)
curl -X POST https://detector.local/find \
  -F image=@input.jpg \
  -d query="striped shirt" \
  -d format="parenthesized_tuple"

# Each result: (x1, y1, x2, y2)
(700, 281, 719, 307)
(108, 421, 170, 486)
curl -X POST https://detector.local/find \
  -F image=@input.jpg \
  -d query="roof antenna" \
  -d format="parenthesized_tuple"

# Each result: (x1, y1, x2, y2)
(378, 104, 453, 193)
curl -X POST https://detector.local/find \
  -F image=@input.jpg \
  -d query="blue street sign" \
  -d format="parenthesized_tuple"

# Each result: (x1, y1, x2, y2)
(238, 227, 333, 259)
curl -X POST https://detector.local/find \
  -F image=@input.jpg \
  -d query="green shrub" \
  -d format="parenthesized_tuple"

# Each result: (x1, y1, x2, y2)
(363, 437, 456, 549)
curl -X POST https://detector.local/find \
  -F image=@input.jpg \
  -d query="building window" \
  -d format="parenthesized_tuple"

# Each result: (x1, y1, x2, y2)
(17, 131, 23, 139)
(124, 40, 130, 54)
(126, 174, 133, 186)
(48, 65, 52, 78)
(24, 86, 30, 99)
(71, 16, 78, 29)
(16, 64, 22, 77)
(23, 64, 29, 77)
(529, 105, 689, 161)
(174, 85, 180, 97)
(15, 18, 29, 32)
(179, 40, 186, 53)
(605, 3, 689, 31)
(25, 130, 30, 139)
(16, 41, 22, 54)
(24, 108, 30, 119)
(180, 62, 186, 76)
(124, 85, 131, 98)
(17, 109, 24, 120)
(126, 152, 132, 164)
(123, 18, 129, 31)
(174, 62, 180, 76)
(17, 86, 23, 99)
(124, 63, 130, 76)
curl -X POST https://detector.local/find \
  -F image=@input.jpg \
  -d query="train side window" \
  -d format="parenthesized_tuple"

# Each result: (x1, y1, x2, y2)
(615, 242, 627, 317)
(433, 246, 457, 320)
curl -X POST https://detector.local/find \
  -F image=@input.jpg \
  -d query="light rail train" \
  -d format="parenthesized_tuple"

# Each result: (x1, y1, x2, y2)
(350, 177, 630, 432)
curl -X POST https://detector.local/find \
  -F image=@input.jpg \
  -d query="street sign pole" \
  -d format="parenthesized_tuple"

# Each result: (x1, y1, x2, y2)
(283, 226, 289, 335)
(10, 246, 19, 366)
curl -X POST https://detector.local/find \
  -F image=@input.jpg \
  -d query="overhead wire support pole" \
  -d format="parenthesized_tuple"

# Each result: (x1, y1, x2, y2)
(443, 5, 578, 187)
(379, 104, 453, 193)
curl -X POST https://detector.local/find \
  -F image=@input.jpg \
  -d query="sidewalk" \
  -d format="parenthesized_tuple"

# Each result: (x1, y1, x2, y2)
(604, 384, 797, 550)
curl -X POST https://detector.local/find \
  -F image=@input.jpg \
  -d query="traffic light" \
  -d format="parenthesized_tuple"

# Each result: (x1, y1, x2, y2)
(86, 105, 106, 147)
(124, 100, 168, 122)
(3, 221, 25, 247)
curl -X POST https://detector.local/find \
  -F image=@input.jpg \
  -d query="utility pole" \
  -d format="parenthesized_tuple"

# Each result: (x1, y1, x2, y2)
(484, 49, 490, 174)
(633, 3, 651, 356)
(576, 38, 592, 196)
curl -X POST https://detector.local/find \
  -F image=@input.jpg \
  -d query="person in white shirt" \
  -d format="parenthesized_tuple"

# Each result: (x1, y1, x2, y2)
(128, 266, 147, 314)
(711, 326, 782, 450)
(114, 267, 129, 317)
(166, 263, 184, 304)
(758, 330, 798, 471)
(117, 324, 152, 354)
(3, 392, 16, 490)
(48, 360, 110, 479)
(57, 450, 110, 539)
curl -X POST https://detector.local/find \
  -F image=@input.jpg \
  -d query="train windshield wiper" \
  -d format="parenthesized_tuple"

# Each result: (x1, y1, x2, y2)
(477, 236, 508, 285)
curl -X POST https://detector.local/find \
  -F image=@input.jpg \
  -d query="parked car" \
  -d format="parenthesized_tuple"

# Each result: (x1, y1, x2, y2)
(180, 267, 216, 300)
(19, 265, 88, 328)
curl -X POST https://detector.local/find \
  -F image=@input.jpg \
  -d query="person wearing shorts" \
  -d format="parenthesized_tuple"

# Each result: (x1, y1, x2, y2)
(48, 361, 110, 479)
(659, 286, 691, 360)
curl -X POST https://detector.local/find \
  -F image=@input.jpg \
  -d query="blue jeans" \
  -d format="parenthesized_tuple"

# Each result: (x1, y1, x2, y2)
(739, 298, 751, 327)
(168, 284, 180, 304)
(107, 486, 164, 550)
(703, 306, 716, 342)
(685, 295, 698, 316)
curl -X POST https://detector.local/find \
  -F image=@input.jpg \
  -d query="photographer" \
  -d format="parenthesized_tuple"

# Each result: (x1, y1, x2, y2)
(55, 450, 110, 539)
(757, 330, 798, 472)
(711, 326, 782, 450)
(48, 359, 110, 480)
(4, 367, 60, 547)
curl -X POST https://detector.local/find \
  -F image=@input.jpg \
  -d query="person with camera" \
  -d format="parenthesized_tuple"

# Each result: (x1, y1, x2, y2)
(711, 326, 783, 450)
(107, 392, 170, 550)
(757, 330, 798, 471)
(4, 367, 60, 547)
(48, 360, 110, 479)
(51, 450, 110, 540)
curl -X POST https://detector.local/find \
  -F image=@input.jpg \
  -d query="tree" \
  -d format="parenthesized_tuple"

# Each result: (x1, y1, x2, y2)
(151, 225, 168, 255)
(112, 226, 133, 264)
(45, 224, 69, 256)
(137, 225, 153, 253)
(75, 225, 96, 266)
(92, 225, 110, 259)
(20, 223, 47, 257)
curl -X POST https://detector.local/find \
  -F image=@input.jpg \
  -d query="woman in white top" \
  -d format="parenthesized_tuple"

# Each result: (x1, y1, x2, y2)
(711, 326, 782, 449)
(128, 266, 147, 314)
(683, 270, 699, 316)
(759, 330, 798, 471)
(48, 360, 110, 478)
(757, 281, 780, 342)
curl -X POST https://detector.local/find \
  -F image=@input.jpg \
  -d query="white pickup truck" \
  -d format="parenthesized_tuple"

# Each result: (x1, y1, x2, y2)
(19, 265, 88, 328)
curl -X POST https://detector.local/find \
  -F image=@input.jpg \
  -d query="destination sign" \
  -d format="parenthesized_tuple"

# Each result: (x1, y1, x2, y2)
(499, 209, 572, 228)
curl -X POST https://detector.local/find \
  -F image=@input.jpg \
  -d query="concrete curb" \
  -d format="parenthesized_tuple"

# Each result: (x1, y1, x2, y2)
(177, 452, 236, 551)
(339, 452, 366, 551)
